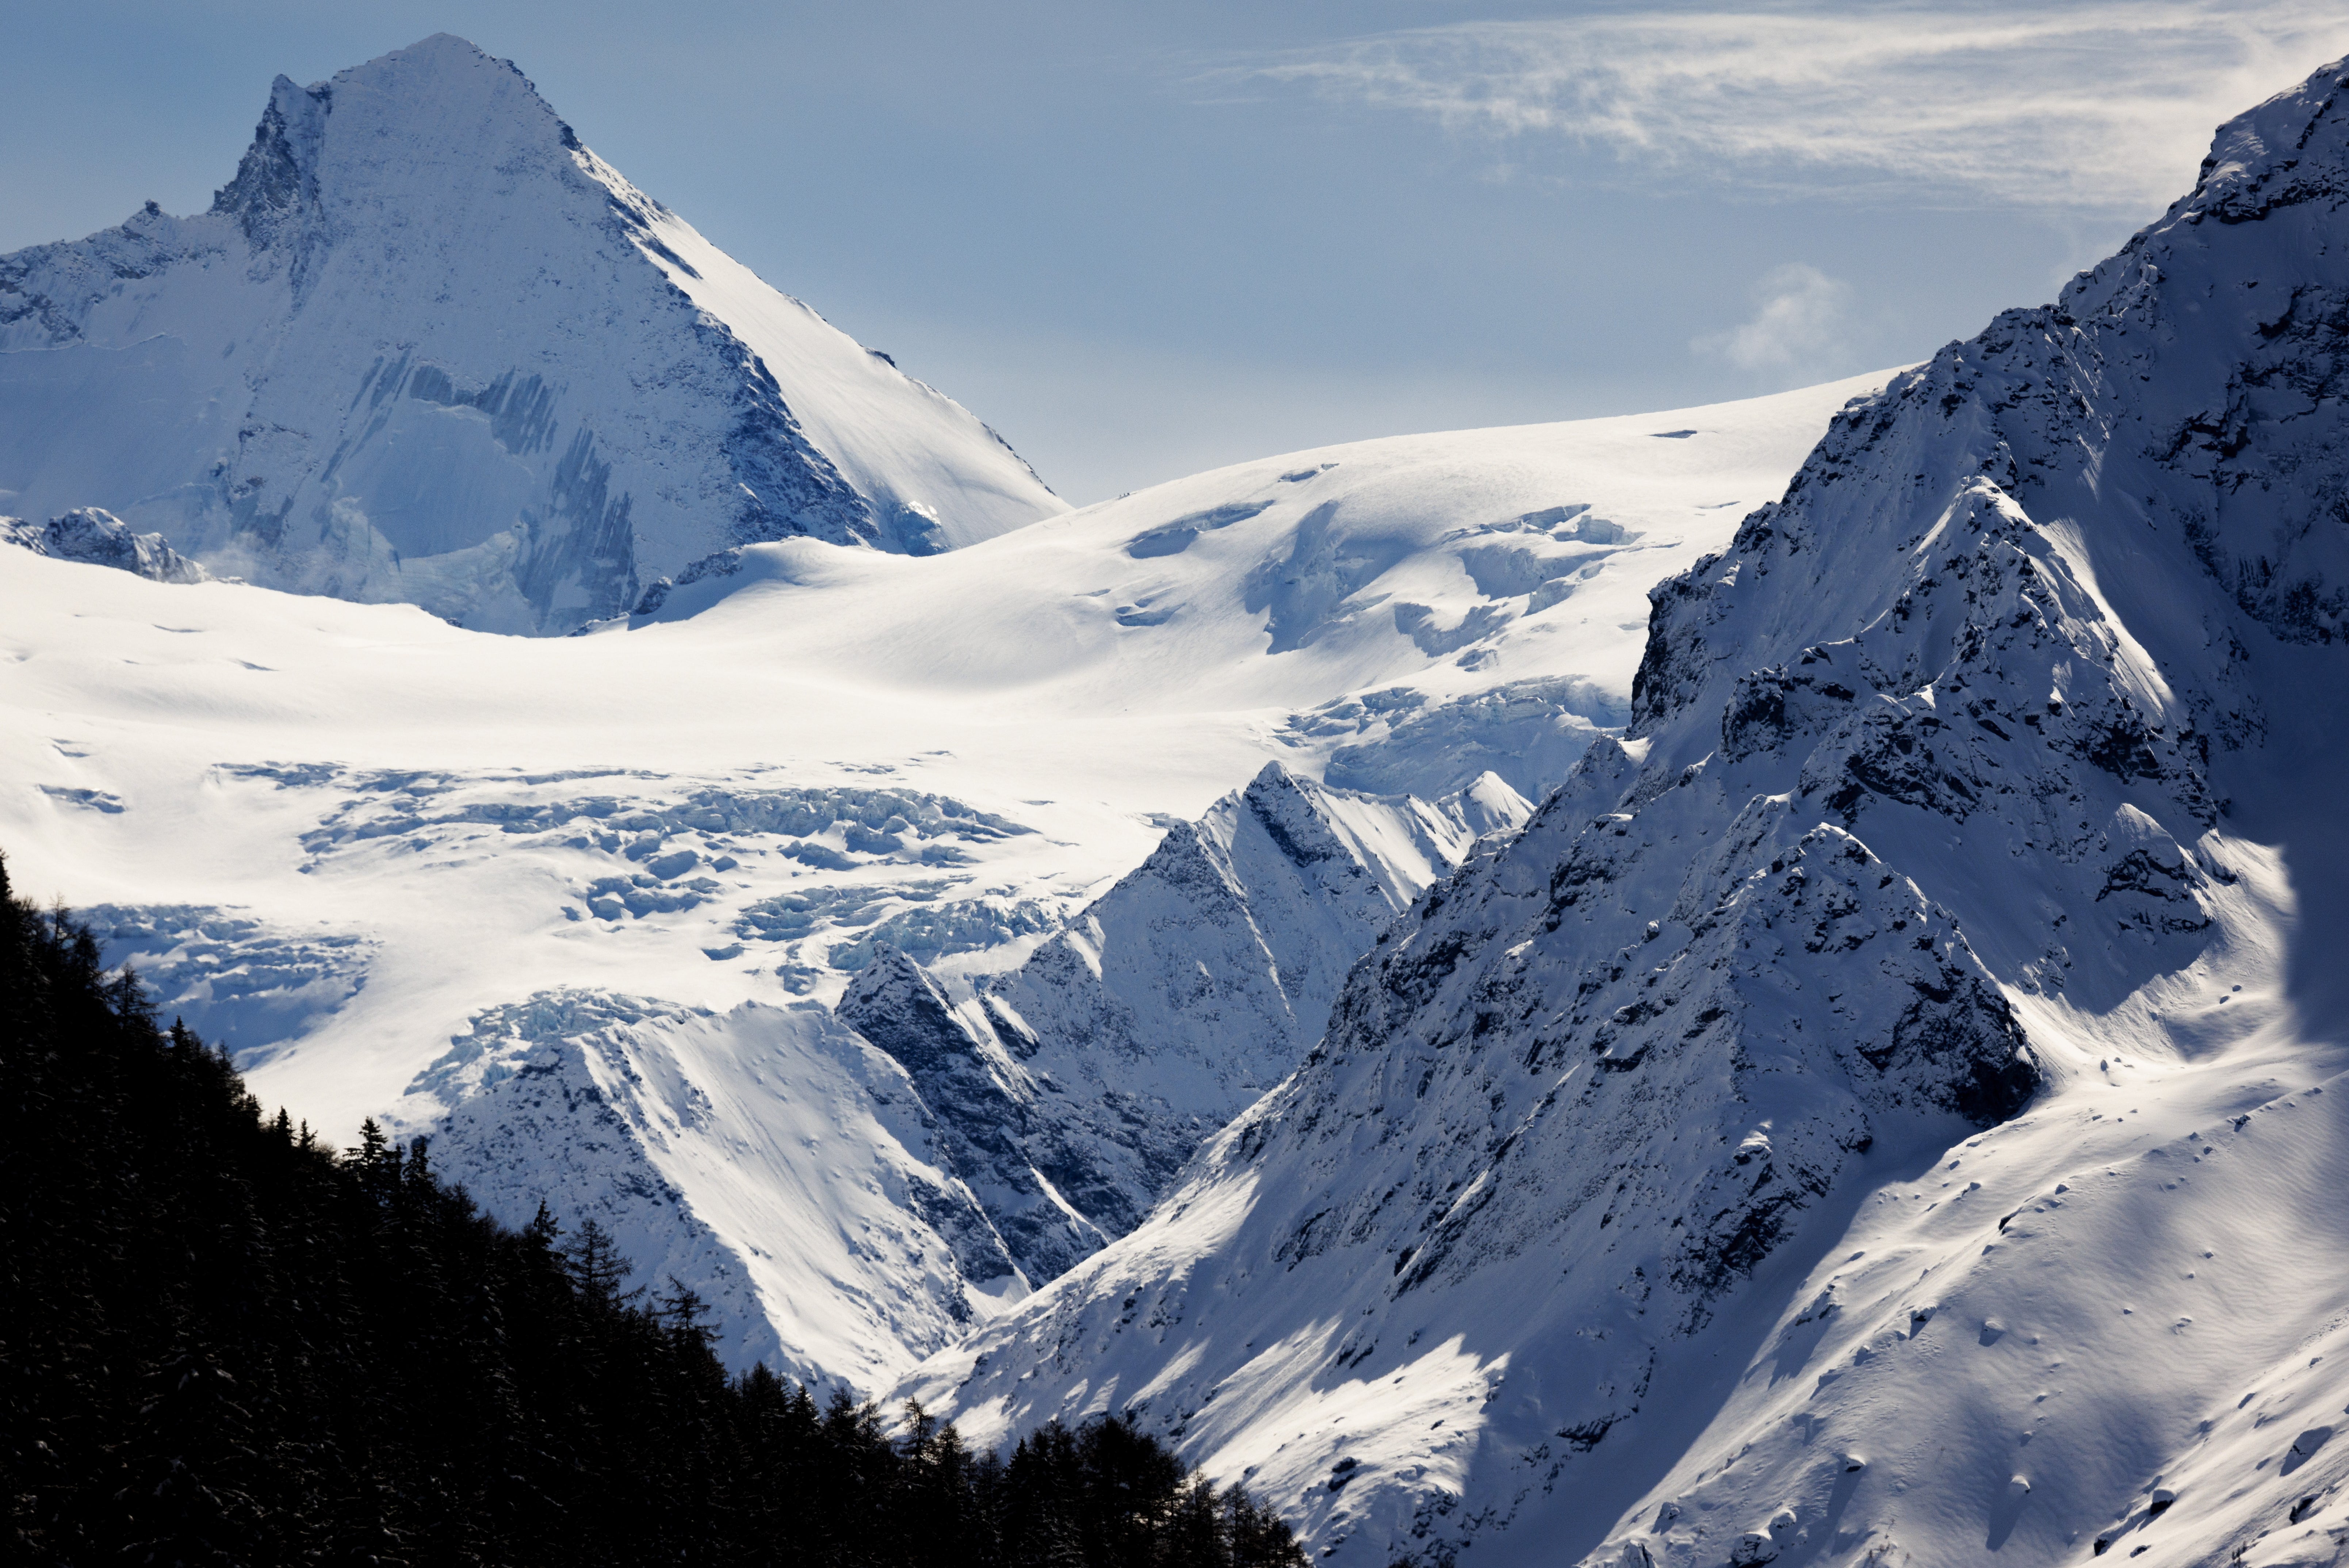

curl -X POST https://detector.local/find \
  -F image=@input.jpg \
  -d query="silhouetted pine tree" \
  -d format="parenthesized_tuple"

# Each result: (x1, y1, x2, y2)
(0, 852, 1309, 1567)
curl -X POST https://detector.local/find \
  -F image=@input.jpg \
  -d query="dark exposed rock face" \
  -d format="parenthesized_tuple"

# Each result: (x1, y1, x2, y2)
(835, 762, 1528, 1285)
(837, 947, 1112, 1287)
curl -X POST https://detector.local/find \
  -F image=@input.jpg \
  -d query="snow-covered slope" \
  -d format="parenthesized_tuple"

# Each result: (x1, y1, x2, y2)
(420, 991, 1025, 1388)
(972, 760, 1523, 1177)
(611, 369, 1889, 804)
(0, 369, 1885, 1390)
(0, 35, 1064, 633)
(896, 57, 2349, 1568)
(837, 762, 1530, 1286)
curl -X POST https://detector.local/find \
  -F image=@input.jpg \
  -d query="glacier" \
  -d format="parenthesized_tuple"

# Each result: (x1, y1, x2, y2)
(0, 356, 1875, 1396)
(0, 34, 1066, 633)
(895, 54, 2349, 1568)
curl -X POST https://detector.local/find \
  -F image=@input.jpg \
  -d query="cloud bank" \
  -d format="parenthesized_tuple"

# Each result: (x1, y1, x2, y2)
(1222, 3, 2349, 210)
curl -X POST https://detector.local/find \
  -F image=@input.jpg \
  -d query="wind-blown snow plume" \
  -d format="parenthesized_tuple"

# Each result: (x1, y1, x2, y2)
(1692, 264, 1853, 374)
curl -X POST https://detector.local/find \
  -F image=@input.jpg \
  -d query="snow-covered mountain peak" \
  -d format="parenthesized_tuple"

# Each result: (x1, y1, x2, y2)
(208, 74, 323, 249)
(1643, 53, 2349, 714)
(896, 55, 2349, 1568)
(209, 36, 579, 256)
(0, 35, 1066, 632)
(2169, 54, 2349, 230)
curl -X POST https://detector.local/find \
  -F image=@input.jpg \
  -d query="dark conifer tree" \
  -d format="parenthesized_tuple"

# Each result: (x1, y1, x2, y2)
(0, 854, 1309, 1568)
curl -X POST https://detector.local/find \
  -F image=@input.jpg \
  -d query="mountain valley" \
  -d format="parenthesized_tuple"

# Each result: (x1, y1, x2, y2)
(0, 58, 1877, 1382)
(9, 31, 2349, 1568)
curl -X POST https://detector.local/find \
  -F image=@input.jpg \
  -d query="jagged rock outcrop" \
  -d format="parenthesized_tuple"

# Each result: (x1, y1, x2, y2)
(838, 761, 1531, 1282)
(837, 948, 1114, 1286)
(0, 35, 1062, 632)
(898, 57, 2349, 1568)
(4, 507, 210, 583)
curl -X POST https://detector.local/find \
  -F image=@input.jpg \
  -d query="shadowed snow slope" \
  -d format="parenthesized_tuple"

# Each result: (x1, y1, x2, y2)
(837, 762, 1530, 1287)
(0, 370, 1884, 1391)
(0, 34, 1065, 633)
(421, 990, 1023, 1390)
(896, 57, 2349, 1568)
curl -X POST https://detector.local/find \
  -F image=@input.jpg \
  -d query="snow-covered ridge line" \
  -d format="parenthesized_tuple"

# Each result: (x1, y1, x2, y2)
(415, 760, 1522, 1385)
(420, 990, 1023, 1390)
(4, 508, 210, 585)
(896, 53, 2349, 1568)
(838, 762, 1532, 1289)
(0, 33, 1065, 633)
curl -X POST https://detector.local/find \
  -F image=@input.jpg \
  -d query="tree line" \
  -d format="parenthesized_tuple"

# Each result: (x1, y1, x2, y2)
(0, 854, 1305, 1566)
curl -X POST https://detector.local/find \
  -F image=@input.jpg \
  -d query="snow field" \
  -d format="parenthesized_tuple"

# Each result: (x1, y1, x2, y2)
(0, 370, 1887, 1398)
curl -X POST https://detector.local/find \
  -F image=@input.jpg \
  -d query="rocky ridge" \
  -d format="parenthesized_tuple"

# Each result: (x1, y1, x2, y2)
(838, 762, 1532, 1287)
(4, 508, 211, 584)
(418, 990, 1023, 1390)
(895, 57, 2349, 1568)
(387, 762, 1522, 1384)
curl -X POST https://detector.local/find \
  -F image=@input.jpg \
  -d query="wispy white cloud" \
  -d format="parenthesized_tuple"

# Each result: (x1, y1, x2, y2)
(1219, 3, 2349, 210)
(1693, 262, 1852, 370)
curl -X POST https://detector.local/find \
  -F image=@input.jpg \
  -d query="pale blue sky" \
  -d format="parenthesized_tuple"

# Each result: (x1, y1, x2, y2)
(5, 1, 2343, 503)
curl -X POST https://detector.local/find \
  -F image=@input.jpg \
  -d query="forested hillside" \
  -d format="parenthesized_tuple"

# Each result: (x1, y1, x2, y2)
(0, 852, 1304, 1567)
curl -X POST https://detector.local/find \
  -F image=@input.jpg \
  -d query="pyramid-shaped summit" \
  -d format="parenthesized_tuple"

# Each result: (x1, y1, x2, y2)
(0, 34, 1065, 632)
